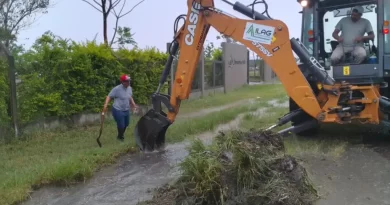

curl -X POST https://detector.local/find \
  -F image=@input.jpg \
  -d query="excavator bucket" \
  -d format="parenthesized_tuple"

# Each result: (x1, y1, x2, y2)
(134, 108, 171, 152)
(134, 41, 178, 152)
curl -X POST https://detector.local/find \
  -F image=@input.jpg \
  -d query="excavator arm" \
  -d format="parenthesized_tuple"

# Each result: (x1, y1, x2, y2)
(134, 0, 336, 152)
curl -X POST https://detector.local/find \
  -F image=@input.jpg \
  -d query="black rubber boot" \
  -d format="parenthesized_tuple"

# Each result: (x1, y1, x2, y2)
(123, 126, 128, 135)
(117, 127, 125, 141)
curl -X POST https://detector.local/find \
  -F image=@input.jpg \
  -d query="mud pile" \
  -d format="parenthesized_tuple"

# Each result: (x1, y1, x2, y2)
(138, 129, 318, 205)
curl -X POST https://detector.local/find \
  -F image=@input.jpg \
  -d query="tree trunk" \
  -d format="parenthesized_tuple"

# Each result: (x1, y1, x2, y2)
(103, 15, 108, 46)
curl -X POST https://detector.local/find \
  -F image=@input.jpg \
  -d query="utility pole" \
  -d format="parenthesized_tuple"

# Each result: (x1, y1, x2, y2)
(0, 42, 18, 137)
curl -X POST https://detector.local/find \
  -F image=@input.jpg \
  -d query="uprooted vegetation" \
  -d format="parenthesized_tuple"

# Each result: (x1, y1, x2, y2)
(138, 129, 319, 205)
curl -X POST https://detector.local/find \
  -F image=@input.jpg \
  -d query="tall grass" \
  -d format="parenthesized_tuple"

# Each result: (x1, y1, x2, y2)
(139, 130, 319, 205)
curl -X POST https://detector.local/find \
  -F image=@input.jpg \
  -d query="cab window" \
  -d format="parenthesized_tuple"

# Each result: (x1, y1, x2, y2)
(301, 7, 314, 55)
(322, 4, 377, 54)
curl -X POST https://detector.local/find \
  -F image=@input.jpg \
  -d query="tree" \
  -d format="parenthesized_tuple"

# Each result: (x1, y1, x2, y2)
(109, 0, 143, 48)
(0, 0, 51, 137)
(114, 26, 137, 49)
(81, 0, 145, 47)
(0, 0, 51, 48)
(81, 0, 119, 46)
(204, 42, 214, 60)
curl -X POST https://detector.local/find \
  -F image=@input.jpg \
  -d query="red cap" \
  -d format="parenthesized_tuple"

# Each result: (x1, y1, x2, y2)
(120, 74, 130, 82)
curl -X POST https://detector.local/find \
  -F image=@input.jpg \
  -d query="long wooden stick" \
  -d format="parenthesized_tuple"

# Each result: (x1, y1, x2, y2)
(97, 112, 105, 147)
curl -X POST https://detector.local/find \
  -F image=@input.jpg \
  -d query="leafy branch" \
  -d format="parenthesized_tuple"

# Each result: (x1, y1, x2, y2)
(0, 0, 51, 47)
(81, 0, 145, 47)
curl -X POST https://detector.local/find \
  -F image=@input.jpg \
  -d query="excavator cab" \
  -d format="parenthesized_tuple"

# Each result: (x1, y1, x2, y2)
(287, 0, 390, 136)
(299, 0, 389, 85)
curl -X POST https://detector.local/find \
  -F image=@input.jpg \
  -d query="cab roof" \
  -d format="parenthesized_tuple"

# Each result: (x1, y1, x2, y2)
(318, 0, 376, 8)
(297, 0, 377, 9)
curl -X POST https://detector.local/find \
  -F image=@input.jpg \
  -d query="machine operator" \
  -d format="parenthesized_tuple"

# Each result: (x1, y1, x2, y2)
(330, 6, 375, 65)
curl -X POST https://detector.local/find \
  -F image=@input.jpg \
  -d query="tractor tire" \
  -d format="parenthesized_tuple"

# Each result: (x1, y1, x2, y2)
(289, 97, 320, 137)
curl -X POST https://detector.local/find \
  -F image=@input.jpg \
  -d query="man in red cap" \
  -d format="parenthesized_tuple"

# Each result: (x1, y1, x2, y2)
(102, 74, 138, 141)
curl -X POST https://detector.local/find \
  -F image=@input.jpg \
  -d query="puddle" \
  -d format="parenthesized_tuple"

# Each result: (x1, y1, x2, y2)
(22, 105, 272, 205)
(194, 107, 268, 144)
(177, 98, 258, 119)
(267, 98, 289, 108)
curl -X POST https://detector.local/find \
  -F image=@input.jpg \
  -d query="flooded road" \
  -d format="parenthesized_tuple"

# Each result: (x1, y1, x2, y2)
(22, 147, 181, 205)
(22, 103, 269, 205)
(20, 99, 390, 205)
(22, 143, 187, 205)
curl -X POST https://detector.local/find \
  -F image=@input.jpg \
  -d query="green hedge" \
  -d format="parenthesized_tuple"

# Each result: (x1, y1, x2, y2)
(115, 48, 168, 105)
(12, 31, 168, 124)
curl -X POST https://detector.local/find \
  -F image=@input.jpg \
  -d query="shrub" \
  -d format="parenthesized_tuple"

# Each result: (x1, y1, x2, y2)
(14, 31, 168, 124)
(115, 47, 168, 105)
(205, 48, 223, 87)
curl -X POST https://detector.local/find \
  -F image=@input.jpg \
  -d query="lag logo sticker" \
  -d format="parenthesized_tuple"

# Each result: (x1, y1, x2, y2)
(243, 22, 275, 45)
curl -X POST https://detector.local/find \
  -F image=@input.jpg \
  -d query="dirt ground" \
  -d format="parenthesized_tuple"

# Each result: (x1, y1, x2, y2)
(298, 125, 390, 205)
(303, 147, 390, 205)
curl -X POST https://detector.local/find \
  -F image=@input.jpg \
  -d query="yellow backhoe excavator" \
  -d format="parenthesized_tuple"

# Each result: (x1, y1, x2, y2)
(134, 0, 390, 152)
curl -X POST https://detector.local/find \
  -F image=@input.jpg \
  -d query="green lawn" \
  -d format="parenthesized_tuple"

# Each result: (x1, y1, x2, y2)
(249, 70, 260, 77)
(0, 84, 286, 205)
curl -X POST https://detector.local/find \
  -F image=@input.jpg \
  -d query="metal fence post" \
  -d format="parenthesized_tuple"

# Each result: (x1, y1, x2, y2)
(200, 49, 205, 97)
(247, 50, 249, 84)
(212, 61, 216, 87)
(260, 60, 265, 82)
(222, 42, 227, 94)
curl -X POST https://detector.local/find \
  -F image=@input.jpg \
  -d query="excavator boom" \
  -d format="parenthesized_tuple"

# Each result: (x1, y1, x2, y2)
(133, 0, 381, 152)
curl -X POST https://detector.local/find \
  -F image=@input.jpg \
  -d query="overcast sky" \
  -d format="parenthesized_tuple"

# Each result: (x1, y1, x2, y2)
(17, 0, 303, 52)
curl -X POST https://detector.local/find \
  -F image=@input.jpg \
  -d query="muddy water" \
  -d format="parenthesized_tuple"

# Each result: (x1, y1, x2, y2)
(22, 105, 270, 205)
(177, 98, 258, 119)
(22, 149, 184, 205)
(267, 98, 289, 108)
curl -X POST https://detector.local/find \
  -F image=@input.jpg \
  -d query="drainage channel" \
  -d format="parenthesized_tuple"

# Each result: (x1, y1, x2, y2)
(22, 101, 286, 205)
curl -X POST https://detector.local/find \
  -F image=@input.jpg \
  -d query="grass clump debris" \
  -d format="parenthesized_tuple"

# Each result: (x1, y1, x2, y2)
(139, 129, 319, 205)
